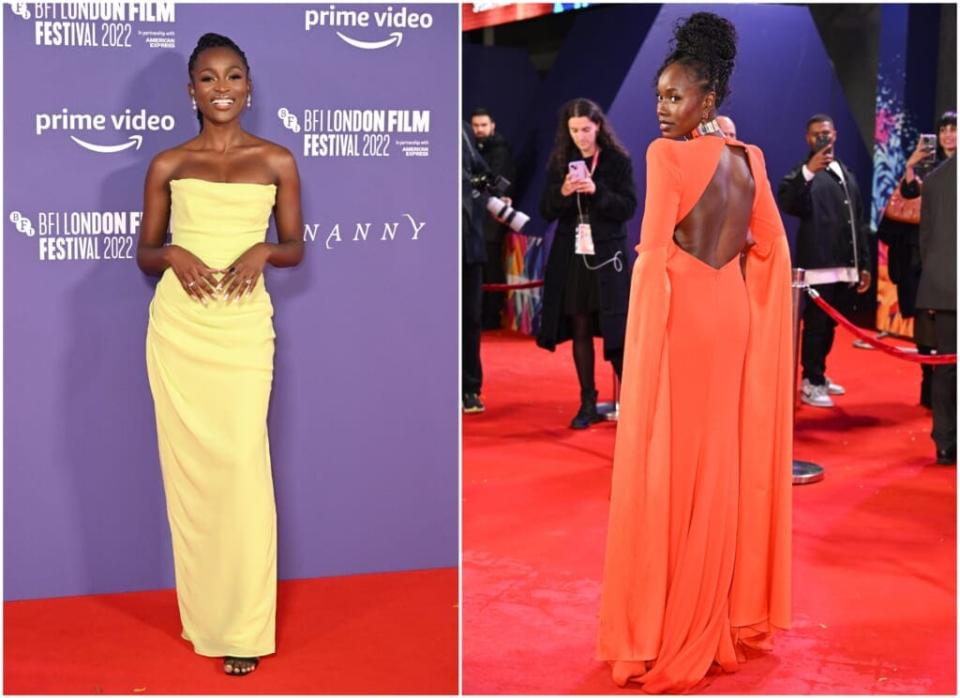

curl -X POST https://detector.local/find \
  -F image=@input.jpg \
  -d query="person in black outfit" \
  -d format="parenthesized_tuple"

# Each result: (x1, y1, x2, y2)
(471, 107, 517, 330)
(538, 98, 637, 429)
(903, 110, 957, 464)
(778, 113, 872, 408)
(462, 122, 492, 413)
(877, 113, 956, 407)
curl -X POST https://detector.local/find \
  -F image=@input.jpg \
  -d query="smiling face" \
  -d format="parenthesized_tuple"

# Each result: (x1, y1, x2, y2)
(656, 62, 714, 139)
(567, 115, 599, 156)
(188, 46, 250, 127)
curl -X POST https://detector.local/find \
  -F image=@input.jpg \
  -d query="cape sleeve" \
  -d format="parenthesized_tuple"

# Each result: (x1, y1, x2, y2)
(597, 139, 681, 659)
(729, 145, 794, 639)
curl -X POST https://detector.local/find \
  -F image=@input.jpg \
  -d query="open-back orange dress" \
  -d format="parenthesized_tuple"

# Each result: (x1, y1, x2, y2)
(597, 135, 793, 693)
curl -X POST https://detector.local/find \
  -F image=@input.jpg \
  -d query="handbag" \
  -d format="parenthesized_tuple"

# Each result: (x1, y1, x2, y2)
(884, 180, 921, 225)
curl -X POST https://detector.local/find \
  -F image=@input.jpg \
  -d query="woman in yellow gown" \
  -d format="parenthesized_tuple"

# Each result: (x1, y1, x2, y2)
(137, 33, 304, 676)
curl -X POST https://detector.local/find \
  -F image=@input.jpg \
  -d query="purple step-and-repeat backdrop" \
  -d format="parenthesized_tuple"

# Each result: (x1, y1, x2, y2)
(3, 2, 458, 601)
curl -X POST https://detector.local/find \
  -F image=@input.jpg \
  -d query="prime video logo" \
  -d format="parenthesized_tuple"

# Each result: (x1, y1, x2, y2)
(305, 5, 433, 50)
(35, 108, 176, 153)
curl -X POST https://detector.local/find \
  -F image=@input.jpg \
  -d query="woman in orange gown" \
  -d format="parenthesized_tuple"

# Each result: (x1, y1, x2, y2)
(596, 13, 793, 693)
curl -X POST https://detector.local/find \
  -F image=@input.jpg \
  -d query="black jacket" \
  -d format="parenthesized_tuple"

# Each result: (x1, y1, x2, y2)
(537, 148, 637, 359)
(476, 133, 517, 244)
(916, 156, 957, 311)
(876, 216, 922, 317)
(462, 125, 489, 265)
(777, 157, 871, 271)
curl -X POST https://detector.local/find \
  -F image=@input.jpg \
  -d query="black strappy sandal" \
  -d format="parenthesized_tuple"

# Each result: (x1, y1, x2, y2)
(223, 656, 259, 675)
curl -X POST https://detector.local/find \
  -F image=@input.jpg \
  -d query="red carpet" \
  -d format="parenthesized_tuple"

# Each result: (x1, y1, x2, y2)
(463, 330, 956, 694)
(5, 567, 457, 694)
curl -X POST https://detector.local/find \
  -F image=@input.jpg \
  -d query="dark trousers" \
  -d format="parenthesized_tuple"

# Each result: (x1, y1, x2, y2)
(931, 310, 957, 452)
(801, 282, 854, 385)
(482, 239, 506, 329)
(463, 262, 484, 395)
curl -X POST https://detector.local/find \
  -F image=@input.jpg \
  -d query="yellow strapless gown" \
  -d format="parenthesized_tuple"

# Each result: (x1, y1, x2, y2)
(145, 178, 278, 657)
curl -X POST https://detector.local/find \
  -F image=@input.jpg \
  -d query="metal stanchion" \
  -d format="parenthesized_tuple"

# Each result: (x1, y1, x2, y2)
(597, 370, 620, 421)
(792, 268, 825, 485)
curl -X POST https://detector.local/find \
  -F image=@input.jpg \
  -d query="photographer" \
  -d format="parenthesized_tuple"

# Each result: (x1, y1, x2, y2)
(778, 113, 871, 408)
(538, 98, 637, 429)
(462, 122, 490, 413)
(471, 108, 517, 329)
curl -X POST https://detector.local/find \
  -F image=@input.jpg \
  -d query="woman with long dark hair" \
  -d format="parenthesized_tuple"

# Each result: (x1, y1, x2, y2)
(597, 13, 793, 691)
(538, 99, 637, 428)
(137, 33, 304, 675)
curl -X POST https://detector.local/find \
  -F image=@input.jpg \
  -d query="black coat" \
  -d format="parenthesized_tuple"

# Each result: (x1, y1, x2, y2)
(777, 157, 871, 271)
(537, 148, 637, 359)
(462, 126, 489, 265)
(916, 156, 957, 311)
(476, 133, 517, 244)
(876, 216, 922, 318)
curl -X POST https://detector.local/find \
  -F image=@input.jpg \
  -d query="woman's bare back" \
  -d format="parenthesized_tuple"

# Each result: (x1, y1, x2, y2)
(673, 142, 755, 269)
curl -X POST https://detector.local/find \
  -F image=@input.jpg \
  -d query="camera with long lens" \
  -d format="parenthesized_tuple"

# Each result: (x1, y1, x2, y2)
(470, 173, 530, 233)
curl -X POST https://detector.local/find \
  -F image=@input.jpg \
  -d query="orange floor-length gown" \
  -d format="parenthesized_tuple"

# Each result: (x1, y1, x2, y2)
(597, 135, 793, 693)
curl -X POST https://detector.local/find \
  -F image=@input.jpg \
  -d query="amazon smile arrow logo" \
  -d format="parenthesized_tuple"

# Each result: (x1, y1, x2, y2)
(336, 31, 403, 49)
(69, 134, 143, 154)
(305, 7, 433, 46)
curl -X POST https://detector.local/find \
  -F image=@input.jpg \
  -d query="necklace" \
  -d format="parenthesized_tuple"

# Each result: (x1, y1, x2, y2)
(688, 119, 723, 139)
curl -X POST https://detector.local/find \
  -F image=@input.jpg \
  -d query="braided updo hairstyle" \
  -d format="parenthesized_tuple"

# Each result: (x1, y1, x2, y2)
(656, 12, 737, 110)
(187, 33, 251, 132)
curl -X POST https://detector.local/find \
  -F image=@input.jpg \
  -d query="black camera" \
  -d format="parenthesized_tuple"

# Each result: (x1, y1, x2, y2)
(469, 173, 511, 198)
(470, 174, 529, 233)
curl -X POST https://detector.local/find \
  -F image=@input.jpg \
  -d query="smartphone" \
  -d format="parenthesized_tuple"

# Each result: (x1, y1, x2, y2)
(919, 133, 937, 165)
(568, 160, 589, 181)
(814, 133, 832, 153)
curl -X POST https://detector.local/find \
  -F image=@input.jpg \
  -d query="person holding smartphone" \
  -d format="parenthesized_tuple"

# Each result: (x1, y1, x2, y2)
(900, 110, 957, 464)
(538, 98, 637, 429)
(902, 110, 957, 196)
(777, 113, 872, 408)
(877, 112, 956, 410)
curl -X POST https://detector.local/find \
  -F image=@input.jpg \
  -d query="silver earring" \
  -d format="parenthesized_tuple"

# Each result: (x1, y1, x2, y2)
(191, 97, 196, 111)
(247, 94, 252, 108)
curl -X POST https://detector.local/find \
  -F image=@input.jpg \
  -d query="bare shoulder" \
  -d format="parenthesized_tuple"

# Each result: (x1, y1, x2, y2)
(250, 136, 298, 178)
(146, 142, 194, 183)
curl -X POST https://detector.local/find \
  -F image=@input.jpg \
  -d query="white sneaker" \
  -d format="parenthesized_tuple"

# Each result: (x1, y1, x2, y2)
(801, 379, 835, 408)
(825, 376, 846, 396)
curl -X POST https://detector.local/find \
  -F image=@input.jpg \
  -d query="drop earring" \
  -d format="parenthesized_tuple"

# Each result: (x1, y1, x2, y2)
(247, 94, 252, 109)
(191, 97, 197, 111)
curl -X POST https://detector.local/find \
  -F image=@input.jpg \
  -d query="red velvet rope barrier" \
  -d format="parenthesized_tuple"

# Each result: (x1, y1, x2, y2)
(807, 288, 956, 365)
(482, 280, 545, 292)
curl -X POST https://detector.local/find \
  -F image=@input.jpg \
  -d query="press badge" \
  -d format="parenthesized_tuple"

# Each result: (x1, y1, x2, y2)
(575, 218, 595, 256)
